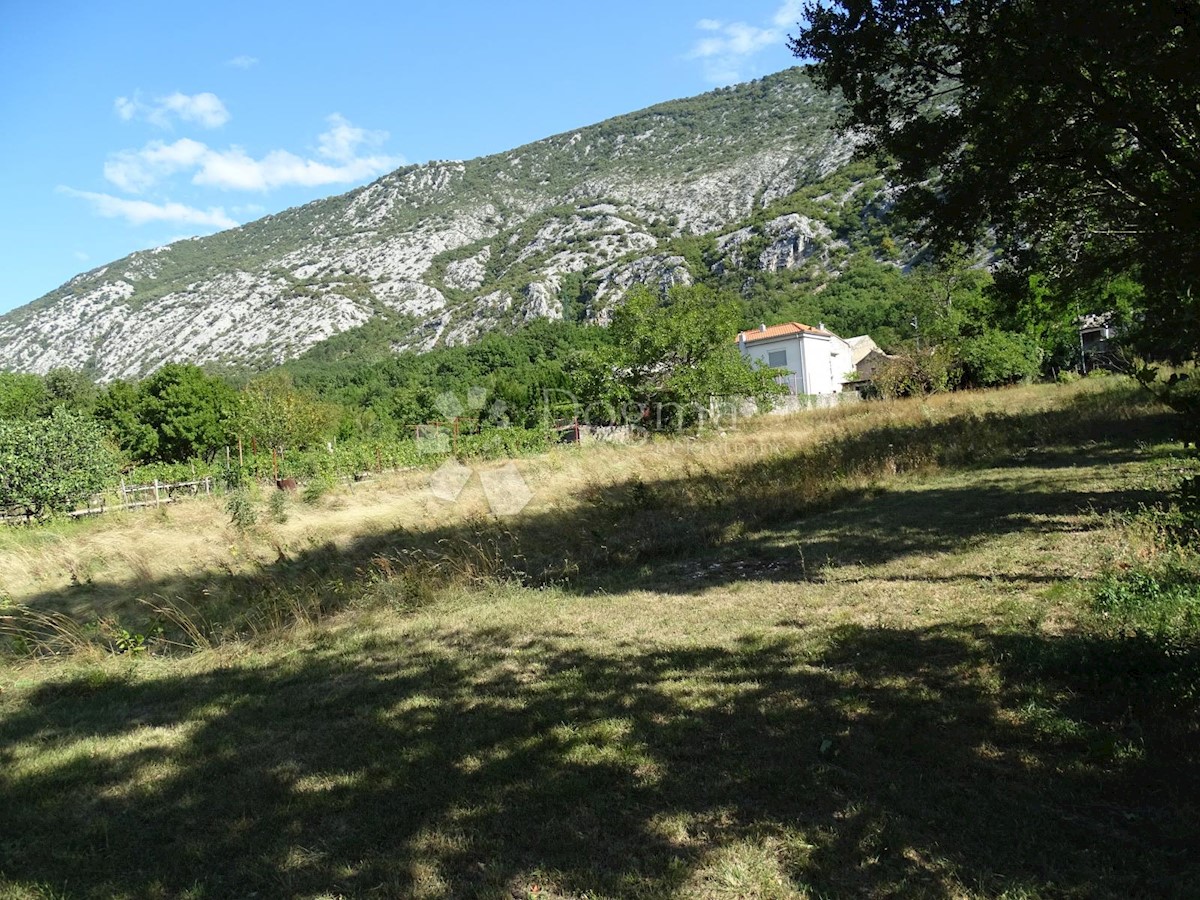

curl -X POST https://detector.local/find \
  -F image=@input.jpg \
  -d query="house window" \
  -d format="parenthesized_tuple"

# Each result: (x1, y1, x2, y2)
(767, 349, 788, 368)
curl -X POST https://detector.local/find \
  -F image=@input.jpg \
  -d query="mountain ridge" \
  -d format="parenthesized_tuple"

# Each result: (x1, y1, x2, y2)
(0, 68, 883, 381)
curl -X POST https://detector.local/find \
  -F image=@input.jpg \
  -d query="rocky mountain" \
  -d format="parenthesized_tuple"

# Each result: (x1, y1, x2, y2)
(0, 67, 884, 381)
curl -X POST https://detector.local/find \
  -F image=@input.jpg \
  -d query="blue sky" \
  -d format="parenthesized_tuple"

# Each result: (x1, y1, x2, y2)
(0, 1, 806, 315)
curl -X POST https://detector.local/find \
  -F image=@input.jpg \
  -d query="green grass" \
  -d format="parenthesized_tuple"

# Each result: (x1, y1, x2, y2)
(1, 380, 1198, 898)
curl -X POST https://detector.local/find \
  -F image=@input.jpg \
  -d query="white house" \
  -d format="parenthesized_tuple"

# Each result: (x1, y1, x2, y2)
(736, 322, 854, 395)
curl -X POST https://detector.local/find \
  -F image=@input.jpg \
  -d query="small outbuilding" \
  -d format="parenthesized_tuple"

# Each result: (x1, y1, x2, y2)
(842, 334, 897, 393)
(1077, 312, 1119, 371)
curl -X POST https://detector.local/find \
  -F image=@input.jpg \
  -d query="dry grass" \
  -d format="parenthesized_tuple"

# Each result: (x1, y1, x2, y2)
(0, 378, 1156, 628)
(1, 379, 1197, 898)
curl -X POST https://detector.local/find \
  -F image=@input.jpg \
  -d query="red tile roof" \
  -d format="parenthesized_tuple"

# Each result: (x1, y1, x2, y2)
(736, 322, 832, 344)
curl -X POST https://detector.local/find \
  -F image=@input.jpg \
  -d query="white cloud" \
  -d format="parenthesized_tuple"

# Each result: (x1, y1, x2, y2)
(317, 113, 387, 163)
(113, 91, 230, 129)
(226, 55, 259, 69)
(162, 92, 230, 128)
(102, 116, 403, 194)
(772, 0, 805, 29)
(192, 145, 401, 191)
(58, 187, 238, 229)
(114, 96, 138, 121)
(73, 250, 90, 262)
(687, 1, 805, 84)
(691, 22, 777, 58)
(104, 138, 209, 192)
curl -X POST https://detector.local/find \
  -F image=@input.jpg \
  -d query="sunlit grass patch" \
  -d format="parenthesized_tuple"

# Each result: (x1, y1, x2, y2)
(0, 379, 1197, 897)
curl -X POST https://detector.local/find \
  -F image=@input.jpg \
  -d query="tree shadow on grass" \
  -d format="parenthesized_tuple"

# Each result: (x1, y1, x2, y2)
(1, 623, 1197, 898)
(642, 457, 1160, 593)
(5, 400, 1176, 637)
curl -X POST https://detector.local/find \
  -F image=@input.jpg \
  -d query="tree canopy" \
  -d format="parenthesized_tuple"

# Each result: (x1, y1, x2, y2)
(791, 0, 1200, 360)
(136, 364, 238, 463)
(569, 285, 784, 428)
(232, 374, 340, 453)
(0, 409, 113, 519)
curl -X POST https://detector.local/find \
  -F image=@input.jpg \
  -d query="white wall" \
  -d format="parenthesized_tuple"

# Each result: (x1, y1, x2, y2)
(739, 335, 806, 393)
(738, 332, 849, 396)
(827, 335, 854, 391)
(800, 334, 833, 394)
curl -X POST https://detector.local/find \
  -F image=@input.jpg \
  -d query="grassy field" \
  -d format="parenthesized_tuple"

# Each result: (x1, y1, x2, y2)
(1, 379, 1198, 899)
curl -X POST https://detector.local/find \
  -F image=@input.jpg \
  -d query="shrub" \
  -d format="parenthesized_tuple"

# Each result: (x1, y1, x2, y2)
(958, 330, 1043, 387)
(124, 458, 220, 488)
(268, 490, 289, 524)
(0, 409, 114, 519)
(457, 427, 553, 459)
(226, 490, 257, 531)
(222, 464, 247, 491)
(873, 348, 960, 398)
(302, 474, 334, 505)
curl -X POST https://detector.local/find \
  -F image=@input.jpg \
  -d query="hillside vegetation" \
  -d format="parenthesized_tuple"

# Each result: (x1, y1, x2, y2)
(2, 379, 1198, 898)
(0, 250, 1075, 511)
(0, 68, 869, 380)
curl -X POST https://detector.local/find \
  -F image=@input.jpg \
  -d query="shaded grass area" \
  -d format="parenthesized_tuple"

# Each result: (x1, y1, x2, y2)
(0, 384, 1177, 647)
(1, 622, 1196, 898)
(2, 381, 1199, 898)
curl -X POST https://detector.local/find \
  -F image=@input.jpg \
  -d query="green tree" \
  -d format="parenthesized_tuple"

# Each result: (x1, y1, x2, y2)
(958, 330, 1043, 388)
(138, 364, 237, 463)
(0, 409, 114, 519)
(0, 373, 48, 420)
(900, 259, 987, 346)
(571, 285, 784, 429)
(234, 373, 340, 451)
(791, 1, 1200, 360)
(94, 380, 160, 460)
(810, 254, 908, 348)
(43, 368, 98, 413)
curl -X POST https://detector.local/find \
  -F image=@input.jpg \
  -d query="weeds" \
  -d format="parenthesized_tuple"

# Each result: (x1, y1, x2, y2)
(363, 555, 439, 611)
(226, 489, 257, 531)
(0, 607, 159, 659)
(1094, 568, 1200, 641)
(138, 595, 215, 651)
(1125, 462, 1200, 550)
(0, 607, 93, 657)
(108, 622, 157, 655)
(302, 474, 334, 505)
(1092, 475, 1200, 663)
(268, 490, 289, 524)
(1086, 460, 1200, 703)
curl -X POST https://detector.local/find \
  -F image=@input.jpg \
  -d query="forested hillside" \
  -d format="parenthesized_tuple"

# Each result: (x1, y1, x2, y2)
(0, 68, 864, 379)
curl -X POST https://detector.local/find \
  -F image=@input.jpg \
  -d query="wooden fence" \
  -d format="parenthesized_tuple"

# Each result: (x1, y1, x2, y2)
(117, 477, 213, 511)
(0, 477, 213, 525)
